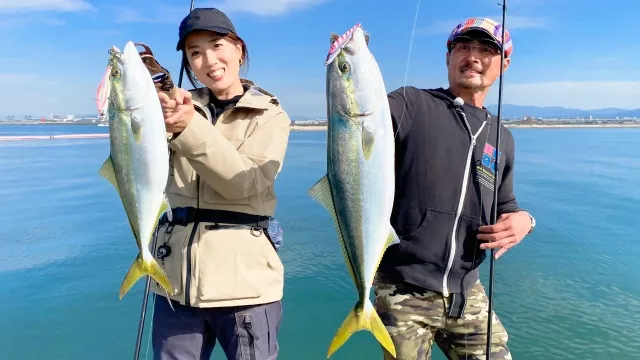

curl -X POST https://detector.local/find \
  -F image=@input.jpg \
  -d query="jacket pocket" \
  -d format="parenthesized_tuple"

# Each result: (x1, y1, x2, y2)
(193, 225, 280, 302)
(151, 223, 193, 299)
(167, 156, 198, 199)
(455, 213, 485, 270)
(399, 208, 456, 268)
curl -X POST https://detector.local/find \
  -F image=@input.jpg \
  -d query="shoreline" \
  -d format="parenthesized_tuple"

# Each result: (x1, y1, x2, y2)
(1, 123, 638, 141)
(293, 124, 640, 130)
(504, 123, 640, 128)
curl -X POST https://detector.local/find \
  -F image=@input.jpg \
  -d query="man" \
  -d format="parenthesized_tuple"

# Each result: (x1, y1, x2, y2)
(374, 17, 536, 360)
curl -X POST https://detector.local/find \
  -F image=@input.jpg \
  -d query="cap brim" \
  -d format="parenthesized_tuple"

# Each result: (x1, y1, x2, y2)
(176, 26, 233, 51)
(451, 28, 502, 49)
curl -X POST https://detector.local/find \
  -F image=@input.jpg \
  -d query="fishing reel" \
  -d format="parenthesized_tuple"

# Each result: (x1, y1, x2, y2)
(135, 43, 176, 95)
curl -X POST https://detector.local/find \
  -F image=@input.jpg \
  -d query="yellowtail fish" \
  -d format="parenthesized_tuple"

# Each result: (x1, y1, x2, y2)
(96, 41, 175, 300)
(309, 24, 398, 358)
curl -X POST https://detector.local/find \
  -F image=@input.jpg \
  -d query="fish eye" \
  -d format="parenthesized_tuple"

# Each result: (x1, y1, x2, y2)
(112, 68, 120, 77)
(340, 62, 349, 72)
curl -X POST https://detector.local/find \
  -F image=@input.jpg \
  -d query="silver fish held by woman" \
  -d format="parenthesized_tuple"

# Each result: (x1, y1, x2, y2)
(95, 41, 175, 300)
(309, 24, 398, 358)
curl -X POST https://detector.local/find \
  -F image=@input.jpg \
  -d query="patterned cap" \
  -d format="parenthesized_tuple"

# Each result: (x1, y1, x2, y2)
(447, 17, 513, 57)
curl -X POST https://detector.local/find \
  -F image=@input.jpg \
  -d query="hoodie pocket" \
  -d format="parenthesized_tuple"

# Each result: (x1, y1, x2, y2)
(455, 213, 485, 270)
(399, 208, 457, 267)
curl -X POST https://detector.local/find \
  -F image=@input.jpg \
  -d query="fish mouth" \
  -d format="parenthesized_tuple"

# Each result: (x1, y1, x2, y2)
(349, 111, 374, 117)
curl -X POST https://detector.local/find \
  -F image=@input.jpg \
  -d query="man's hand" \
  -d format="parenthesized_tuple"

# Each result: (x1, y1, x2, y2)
(477, 211, 532, 259)
(159, 88, 195, 133)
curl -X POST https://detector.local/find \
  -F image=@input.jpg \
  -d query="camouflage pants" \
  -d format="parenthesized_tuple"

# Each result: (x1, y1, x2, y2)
(373, 279, 511, 360)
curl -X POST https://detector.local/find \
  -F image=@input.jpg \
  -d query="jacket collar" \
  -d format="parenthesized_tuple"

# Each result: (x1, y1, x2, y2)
(190, 79, 279, 112)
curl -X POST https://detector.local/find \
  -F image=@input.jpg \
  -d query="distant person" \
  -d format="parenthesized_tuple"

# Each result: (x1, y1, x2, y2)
(149, 7, 291, 360)
(374, 17, 536, 360)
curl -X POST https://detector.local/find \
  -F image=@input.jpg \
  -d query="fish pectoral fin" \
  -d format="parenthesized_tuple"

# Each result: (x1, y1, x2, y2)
(119, 254, 175, 300)
(98, 156, 120, 194)
(362, 120, 376, 161)
(327, 299, 396, 359)
(308, 175, 358, 285)
(131, 113, 142, 143)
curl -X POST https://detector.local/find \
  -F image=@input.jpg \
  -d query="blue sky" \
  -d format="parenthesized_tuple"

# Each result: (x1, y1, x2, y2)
(0, 0, 639, 118)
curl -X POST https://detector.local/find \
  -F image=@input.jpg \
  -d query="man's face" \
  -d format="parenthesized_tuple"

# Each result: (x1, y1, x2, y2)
(446, 35, 510, 91)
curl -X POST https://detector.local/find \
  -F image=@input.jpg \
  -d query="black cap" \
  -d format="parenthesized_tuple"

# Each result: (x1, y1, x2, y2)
(176, 8, 237, 51)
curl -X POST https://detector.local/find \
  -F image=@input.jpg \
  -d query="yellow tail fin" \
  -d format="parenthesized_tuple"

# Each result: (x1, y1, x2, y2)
(327, 298, 396, 358)
(118, 254, 174, 300)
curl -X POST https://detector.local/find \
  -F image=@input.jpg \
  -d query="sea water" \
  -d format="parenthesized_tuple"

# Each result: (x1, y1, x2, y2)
(0, 125, 638, 359)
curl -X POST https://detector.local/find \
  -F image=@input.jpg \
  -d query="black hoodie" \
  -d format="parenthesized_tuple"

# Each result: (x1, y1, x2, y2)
(377, 86, 521, 301)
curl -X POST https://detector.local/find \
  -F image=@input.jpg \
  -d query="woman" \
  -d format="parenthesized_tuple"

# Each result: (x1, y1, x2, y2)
(149, 7, 291, 360)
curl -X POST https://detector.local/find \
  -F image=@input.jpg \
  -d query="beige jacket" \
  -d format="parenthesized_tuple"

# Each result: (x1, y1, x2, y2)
(150, 80, 291, 308)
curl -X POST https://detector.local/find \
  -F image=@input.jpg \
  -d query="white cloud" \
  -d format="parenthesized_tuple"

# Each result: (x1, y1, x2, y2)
(0, 0, 94, 13)
(0, 15, 66, 27)
(203, 0, 330, 16)
(486, 81, 640, 110)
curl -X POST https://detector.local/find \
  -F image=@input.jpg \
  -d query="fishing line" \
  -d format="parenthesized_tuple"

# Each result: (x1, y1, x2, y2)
(393, 0, 422, 140)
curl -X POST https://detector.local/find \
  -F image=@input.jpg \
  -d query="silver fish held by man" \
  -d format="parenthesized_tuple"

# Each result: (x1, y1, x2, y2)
(95, 41, 175, 300)
(309, 24, 398, 358)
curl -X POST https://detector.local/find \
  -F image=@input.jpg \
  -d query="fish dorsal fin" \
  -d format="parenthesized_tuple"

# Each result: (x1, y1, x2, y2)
(362, 119, 376, 161)
(308, 175, 358, 284)
(99, 156, 120, 194)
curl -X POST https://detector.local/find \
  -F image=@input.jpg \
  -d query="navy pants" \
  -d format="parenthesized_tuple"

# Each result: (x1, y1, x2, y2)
(151, 295, 283, 360)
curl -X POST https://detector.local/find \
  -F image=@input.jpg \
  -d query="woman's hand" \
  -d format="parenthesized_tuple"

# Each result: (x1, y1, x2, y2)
(159, 88, 195, 133)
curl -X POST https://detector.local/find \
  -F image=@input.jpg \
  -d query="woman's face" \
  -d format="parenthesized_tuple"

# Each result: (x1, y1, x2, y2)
(184, 30, 243, 96)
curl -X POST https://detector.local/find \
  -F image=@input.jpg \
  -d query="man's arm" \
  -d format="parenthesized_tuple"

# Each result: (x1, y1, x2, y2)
(495, 133, 535, 234)
(496, 137, 521, 216)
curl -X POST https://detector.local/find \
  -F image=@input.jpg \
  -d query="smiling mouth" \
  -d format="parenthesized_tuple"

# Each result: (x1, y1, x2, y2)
(461, 68, 482, 74)
(208, 68, 225, 79)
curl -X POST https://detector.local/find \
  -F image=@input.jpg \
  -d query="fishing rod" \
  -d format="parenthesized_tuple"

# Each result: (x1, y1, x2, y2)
(131, 1, 196, 359)
(486, 0, 507, 358)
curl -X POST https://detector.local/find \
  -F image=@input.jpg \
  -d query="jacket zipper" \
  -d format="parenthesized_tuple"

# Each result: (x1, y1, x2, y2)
(184, 106, 232, 307)
(442, 111, 487, 297)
